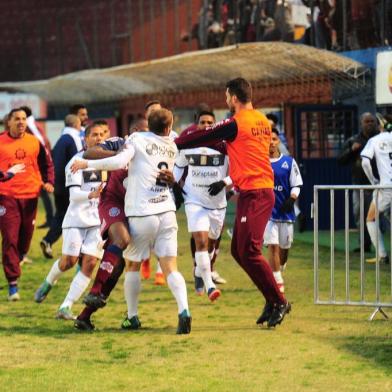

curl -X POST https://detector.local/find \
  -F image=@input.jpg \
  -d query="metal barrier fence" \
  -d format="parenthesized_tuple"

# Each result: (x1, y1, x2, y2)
(313, 185, 392, 320)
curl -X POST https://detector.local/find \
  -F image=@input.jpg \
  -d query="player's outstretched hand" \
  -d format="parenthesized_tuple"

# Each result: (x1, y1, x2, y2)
(42, 183, 54, 193)
(71, 159, 88, 173)
(158, 169, 175, 186)
(208, 180, 226, 196)
(280, 197, 296, 213)
(7, 163, 25, 175)
(172, 182, 186, 210)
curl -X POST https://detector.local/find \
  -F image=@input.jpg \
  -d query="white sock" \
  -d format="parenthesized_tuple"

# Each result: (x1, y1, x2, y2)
(156, 262, 163, 274)
(167, 271, 189, 314)
(46, 259, 63, 285)
(194, 265, 202, 278)
(195, 251, 215, 291)
(124, 271, 141, 318)
(367, 221, 387, 257)
(273, 271, 284, 284)
(60, 271, 90, 309)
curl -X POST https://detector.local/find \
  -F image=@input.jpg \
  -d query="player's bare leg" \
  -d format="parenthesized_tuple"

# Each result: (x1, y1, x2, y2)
(209, 235, 226, 284)
(280, 249, 289, 270)
(193, 231, 220, 301)
(267, 244, 284, 293)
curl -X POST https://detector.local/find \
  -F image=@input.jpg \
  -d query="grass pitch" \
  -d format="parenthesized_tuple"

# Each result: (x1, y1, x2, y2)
(0, 209, 392, 391)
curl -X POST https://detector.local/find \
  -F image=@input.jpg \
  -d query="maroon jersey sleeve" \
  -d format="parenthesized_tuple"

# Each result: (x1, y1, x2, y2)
(38, 143, 55, 185)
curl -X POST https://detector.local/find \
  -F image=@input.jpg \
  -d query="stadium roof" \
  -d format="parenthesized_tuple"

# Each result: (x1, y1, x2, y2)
(0, 42, 367, 105)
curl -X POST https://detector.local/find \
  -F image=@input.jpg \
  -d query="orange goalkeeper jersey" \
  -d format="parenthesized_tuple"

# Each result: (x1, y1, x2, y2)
(175, 108, 274, 191)
(228, 109, 274, 190)
(0, 131, 43, 198)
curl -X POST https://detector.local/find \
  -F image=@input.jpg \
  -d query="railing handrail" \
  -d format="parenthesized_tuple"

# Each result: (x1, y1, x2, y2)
(314, 185, 392, 190)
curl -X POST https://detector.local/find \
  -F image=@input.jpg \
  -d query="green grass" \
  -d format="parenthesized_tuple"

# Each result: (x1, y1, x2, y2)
(0, 208, 392, 391)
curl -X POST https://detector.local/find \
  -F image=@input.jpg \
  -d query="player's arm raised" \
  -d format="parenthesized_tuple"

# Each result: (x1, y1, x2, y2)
(175, 118, 238, 150)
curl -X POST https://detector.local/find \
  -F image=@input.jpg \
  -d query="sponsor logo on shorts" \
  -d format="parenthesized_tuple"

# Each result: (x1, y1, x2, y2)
(241, 216, 247, 223)
(0, 205, 6, 216)
(100, 261, 114, 273)
(109, 207, 121, 217)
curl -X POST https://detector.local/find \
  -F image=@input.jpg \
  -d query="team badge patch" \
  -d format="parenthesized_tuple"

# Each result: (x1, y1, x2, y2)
(282, 161, 289, 169)
(109, 207, 121, 217)
(0, 205, 6, 216)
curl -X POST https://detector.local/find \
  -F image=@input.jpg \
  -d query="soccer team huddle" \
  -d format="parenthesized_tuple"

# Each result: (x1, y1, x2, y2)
(1, 78, 303, 334)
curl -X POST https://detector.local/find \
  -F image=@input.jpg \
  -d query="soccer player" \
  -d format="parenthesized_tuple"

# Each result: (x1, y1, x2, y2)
(361, 121, 392, 264)
(264, 128, 303, 293)
(175, 77, 291, 328)
(74, 120, 148, 330)
(40, 114, 83, 259)
(34, 124, 106, 319)
(71, 109, 192, 334)
(174, 110, 231, 300)
(0, 108, 54, 300)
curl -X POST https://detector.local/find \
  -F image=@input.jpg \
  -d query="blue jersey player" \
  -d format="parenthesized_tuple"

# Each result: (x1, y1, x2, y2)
(264, 129, 303, 293)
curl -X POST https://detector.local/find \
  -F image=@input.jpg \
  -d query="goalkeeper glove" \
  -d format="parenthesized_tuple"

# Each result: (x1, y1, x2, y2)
(280, 197, 296, 213)
(208, 180, 226, 196)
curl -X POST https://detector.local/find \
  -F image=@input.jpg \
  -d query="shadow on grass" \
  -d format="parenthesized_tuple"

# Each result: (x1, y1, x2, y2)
(329, 335, 392, 372)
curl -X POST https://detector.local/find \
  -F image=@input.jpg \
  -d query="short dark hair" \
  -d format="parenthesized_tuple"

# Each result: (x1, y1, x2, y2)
(197, 110, 215, 123)
(194, 103, 212, 123)
(271, 127, 279, 137)
(144, 100, 161, 112)
(8, 108, 27, 118)
(226, 78, 252, 104)
(93, 119, 108, 126)
(85, 123, 102, 138)
(266, 113, 279, 125)
(148, 109, 173, 135)
(19, 106, 32, 117)
(69, 104, 87, 115)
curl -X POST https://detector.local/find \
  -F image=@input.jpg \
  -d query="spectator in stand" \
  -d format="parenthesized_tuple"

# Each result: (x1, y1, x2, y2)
(40, 114, 83, 259)
(337, 113, 379, 253)
(20, 106, 54, 230)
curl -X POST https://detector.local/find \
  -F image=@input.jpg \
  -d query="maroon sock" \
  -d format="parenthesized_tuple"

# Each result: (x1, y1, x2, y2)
(101, 258, 125, 298)
(90, 245, 122, 295)
(78, 306, 97, 321)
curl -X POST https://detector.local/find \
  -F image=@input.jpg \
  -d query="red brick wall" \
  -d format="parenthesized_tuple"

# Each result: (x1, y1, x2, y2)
(0, 0, 201, 82)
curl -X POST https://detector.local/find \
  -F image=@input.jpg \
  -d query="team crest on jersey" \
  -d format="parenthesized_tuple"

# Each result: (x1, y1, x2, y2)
(15, 149, 26, 159)
(281, 161, 289, 169)
(0, 205, 6, 216)
(109, 207, 121, 217)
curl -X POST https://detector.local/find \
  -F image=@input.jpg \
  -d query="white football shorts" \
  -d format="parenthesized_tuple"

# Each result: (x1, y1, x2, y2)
(62, 226, 104, 258)
(185, 203, 226, 240)
(123, 211, 178, 261)
(373, 189, 392, 212)
(263, 221, 294, 249)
